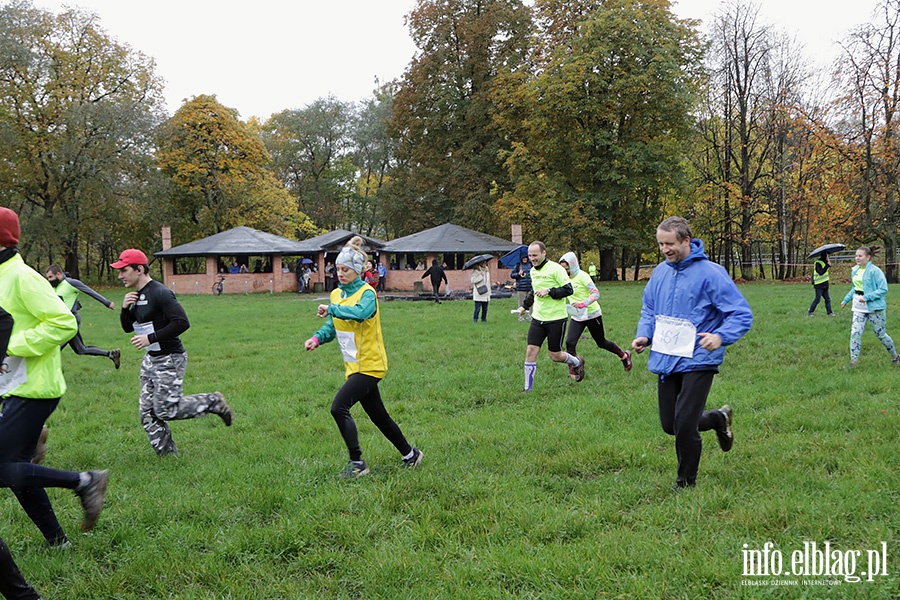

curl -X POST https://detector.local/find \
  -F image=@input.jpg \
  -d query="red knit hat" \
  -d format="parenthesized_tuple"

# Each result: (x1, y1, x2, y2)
(110, 248, 149, 269)
(0, 207, 20, 247)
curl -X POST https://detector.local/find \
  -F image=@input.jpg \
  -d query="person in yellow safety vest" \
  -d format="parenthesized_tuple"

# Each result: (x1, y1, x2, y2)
(304, 236, 423, 478)
(588, 262, 597, 278)
(46, 264, 121, 368)
(808, 253, 835, 317)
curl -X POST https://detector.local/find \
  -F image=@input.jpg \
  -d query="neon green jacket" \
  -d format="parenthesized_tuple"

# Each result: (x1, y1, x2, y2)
(0, 253, 77, 399)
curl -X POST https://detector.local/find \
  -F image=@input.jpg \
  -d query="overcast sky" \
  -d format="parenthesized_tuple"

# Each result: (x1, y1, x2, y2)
(29, 0, 880, 120)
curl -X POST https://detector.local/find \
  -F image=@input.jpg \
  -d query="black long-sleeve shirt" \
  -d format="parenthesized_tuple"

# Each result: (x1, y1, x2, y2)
(120, 279, 189, 356)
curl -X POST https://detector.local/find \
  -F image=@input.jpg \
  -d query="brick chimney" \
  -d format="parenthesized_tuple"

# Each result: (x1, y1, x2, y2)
(511, 224, 522, 245)
(161, 226, 172, 251)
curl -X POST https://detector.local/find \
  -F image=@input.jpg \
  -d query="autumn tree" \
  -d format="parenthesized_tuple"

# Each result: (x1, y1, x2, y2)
(493, 0, 703, 279)
(156, 94, 314, 241)
(350, 83, 397, 238)
(261, 97, 353, 231)
(703, 1, 775, 279)
(0, 1, 165, 277)
(387, 0, 533, 236)
(833, 0, 900, 282)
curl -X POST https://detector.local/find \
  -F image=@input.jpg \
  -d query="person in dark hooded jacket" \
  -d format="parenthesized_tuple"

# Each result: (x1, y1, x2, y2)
(421, 260, 448, 304)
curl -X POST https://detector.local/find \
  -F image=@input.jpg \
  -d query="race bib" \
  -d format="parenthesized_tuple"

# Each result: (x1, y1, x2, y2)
(0, 356, 27, 395)
(652, 315, 696, 358)
(134, 322, 161, 352)
(336, 330, 358, 364)
(851, 295, 870, 313)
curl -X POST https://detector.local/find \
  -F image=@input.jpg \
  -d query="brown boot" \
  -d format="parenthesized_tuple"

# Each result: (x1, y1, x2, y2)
(32, 425, 49, 465)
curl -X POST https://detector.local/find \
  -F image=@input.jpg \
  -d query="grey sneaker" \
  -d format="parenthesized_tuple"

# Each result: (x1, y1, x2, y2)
(340, 460, 369, 478)
(109, 348, 121, 369)
(403, 448, 424, 469)
(76, 470, 109, 532)
(32, 425, 49, 465)
(716, 405, 734, 452)
(210, 392, 234, 426)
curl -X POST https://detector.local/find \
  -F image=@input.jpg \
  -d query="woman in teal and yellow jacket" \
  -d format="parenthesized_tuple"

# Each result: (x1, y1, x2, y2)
(840, 246, 900, 366)
(304, 236, 423, 478)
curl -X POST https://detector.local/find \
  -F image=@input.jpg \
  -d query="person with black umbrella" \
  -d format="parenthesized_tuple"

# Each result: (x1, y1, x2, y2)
(808, 252, 836, 317)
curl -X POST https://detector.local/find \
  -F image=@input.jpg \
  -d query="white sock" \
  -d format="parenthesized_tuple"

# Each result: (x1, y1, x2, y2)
(565, 353, 580, 366)
(524, 362, 537, 390)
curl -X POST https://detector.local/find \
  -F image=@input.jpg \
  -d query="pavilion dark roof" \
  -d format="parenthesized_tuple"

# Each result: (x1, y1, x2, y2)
(381, 223, 519, 254)
(154, 226, 310, 257)
(292, 229, 386, 253)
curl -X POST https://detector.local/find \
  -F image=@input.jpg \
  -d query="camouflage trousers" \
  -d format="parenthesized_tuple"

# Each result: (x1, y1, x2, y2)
(139, 352, 221, 455)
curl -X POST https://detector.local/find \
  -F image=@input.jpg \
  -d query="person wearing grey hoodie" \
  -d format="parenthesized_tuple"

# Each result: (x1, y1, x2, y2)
(558, 252, 632, 376)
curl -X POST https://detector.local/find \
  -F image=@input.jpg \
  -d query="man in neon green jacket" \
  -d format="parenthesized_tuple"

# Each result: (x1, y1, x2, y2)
(0, 207, 109, 546)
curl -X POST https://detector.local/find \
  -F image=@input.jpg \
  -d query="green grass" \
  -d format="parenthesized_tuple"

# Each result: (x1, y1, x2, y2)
(5, 282, 900, 598)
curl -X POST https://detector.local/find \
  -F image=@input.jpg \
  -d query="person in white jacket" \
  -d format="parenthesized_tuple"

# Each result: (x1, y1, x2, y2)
(470, 263, 490, 323)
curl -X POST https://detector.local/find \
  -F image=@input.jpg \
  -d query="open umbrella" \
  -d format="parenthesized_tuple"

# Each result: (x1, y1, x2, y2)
(808, 243, 845, 258)
(300, 258, 314, 265)
(462, 254, 494, 270)
(499, 245, 528, 268)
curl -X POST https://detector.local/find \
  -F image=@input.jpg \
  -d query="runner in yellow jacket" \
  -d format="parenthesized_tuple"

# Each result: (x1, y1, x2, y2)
(0, 206, 109, 547)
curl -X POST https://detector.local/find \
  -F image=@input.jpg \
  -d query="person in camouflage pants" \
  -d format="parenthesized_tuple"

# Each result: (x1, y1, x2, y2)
(139, 352, 229, 455)
(112, 248, 234, 456)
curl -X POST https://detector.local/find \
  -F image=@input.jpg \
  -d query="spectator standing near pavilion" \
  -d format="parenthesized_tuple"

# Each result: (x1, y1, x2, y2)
(470, 262, 491, 323)
(511, 255, 533, 322)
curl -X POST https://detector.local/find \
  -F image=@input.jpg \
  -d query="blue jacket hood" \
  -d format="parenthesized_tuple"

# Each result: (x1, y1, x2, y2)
(664, 238, 708, 272)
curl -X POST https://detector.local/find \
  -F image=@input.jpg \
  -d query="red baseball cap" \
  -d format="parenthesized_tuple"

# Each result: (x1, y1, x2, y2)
(110, 248, 149, 269)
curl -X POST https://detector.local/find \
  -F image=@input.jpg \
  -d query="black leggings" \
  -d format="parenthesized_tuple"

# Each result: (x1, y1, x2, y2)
(0, 538, 40, 600)
(63, 329, 109, 357)
(657, 371, 724, 486)
(330, 374, 412, 462)
(566, 316, 624, 357)
(0, 397, 80, 545)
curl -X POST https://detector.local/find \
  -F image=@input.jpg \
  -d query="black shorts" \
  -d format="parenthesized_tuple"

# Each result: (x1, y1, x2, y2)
(527, 318, 568, 352)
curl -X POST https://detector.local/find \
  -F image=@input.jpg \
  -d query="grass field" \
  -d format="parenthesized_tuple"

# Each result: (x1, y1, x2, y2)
(4, 281, 899, 599)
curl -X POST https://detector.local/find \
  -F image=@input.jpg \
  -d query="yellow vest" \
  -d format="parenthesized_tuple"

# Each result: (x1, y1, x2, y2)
(55, 279, 79, 310)
(570, 270, 601, 314)
(330, 283, 388, 379)
(813, 259, 829, 285)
